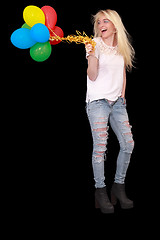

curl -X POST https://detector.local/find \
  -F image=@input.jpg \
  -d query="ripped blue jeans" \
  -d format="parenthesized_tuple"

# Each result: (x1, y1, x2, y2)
(86, 98, 134, 188)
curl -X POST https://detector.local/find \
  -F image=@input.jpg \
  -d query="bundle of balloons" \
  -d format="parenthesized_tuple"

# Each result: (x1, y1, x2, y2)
(10, 5, 64, 62)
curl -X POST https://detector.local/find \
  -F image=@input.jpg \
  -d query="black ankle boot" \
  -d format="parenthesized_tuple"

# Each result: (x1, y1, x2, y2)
(95, 187, 114, 214)
(111, 183, 133, 209)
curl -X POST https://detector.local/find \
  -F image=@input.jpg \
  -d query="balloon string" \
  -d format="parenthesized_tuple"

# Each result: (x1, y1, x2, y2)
(49, 28, 96, 50)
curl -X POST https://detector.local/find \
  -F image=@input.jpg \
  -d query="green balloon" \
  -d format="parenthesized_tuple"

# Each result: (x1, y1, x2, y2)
(30, 42, 52, 62)
(21, 23, 31, 29)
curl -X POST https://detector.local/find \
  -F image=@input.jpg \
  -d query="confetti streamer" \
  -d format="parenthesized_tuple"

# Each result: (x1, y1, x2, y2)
(49, 29, 96, 50)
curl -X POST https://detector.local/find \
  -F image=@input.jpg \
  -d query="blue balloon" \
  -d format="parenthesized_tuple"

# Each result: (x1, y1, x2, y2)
(11, 28, 36, 49)
(30, 23, 50, 43)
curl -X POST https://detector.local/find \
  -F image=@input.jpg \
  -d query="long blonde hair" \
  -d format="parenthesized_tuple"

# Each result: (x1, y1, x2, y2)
(93, 9, 135, 71)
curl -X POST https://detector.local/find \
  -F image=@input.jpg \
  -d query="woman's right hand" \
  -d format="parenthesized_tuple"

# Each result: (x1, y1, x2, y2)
(85, 43, 95, 57)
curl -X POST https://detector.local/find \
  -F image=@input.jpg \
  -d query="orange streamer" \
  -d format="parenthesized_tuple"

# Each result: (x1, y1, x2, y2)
(49, 29, 96, 50)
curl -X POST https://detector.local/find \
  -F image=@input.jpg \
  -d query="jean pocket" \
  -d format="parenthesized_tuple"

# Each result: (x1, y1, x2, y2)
(120, 97, 126, 106)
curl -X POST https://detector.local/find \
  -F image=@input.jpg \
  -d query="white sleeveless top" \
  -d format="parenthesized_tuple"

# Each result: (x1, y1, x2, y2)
(86, 37, 124, 103)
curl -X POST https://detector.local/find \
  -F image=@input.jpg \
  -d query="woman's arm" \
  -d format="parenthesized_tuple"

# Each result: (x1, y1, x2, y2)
(121, 66, 126, 99)
(87, 56, 99, 81)
(85, 43, 99, 81)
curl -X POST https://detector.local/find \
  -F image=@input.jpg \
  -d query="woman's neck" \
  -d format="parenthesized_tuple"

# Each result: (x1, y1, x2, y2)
(102, 34, 117, 47)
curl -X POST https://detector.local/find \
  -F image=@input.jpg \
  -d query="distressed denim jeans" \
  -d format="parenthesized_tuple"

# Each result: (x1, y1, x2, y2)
(86, 98, 134, 188)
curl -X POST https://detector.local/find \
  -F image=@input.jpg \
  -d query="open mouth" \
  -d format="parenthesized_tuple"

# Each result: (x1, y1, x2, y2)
(101, 29, 107, 33)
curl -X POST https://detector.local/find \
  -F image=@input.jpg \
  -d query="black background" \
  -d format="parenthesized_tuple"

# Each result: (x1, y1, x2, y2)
(6, 0, 157, 234)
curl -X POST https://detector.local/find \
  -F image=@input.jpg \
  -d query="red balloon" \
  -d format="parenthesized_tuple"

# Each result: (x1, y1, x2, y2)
(41, 6, 57, 30)
(49, 26, 64, 45)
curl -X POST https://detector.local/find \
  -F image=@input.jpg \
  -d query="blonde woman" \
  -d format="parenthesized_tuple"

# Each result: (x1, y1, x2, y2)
(85, 9, 135, 213)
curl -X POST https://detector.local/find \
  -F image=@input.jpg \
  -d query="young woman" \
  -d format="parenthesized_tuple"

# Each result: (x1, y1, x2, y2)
(85, 9, 135, 213)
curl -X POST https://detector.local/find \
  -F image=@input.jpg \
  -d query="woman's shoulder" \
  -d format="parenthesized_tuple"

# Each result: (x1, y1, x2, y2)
(93, 37, 101, 44)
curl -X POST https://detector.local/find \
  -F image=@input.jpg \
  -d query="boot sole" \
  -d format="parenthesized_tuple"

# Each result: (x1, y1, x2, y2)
(111, 192, 134, 209)
(120, 203, 134, 209)
(100, 208, 114, 214)
(95, 200, 114, 214)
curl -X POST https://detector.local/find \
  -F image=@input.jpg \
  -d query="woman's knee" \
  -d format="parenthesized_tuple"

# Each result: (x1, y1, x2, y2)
(121, 138, 135, 153)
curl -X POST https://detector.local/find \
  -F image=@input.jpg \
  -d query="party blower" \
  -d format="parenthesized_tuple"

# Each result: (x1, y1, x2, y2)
(10, 5, 96, 62)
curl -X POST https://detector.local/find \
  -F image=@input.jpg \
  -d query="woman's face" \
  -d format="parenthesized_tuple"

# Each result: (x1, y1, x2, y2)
(97, 14, 116, 39)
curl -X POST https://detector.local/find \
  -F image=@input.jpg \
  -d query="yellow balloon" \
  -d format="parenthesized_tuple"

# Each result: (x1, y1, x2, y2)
(23, 5, 45, 27)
